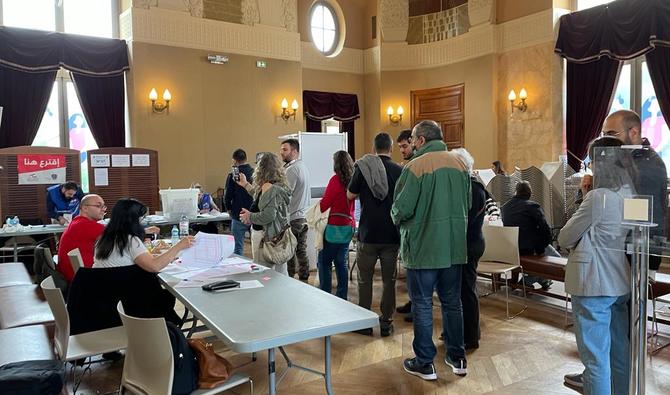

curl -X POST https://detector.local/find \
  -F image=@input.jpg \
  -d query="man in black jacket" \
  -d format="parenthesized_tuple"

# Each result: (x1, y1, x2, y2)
(603, 109, 667, 278)
(501, 181, 553, 289)
(224, 149, 254, 255)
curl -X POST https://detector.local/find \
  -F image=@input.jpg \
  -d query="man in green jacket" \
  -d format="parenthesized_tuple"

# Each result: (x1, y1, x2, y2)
(392, 120, 471, 381)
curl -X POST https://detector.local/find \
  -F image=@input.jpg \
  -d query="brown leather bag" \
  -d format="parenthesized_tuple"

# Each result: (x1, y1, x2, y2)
(187, 338, 234, 389)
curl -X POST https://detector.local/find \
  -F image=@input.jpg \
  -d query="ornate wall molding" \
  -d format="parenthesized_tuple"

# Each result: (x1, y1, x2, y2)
(379, 0, 409, 42)
(496, 8, 560, 53)
(121, 6, 301, 61)
(241, 0, 260, 26)
(301, 42, 364, 74)
(281, 0, 298, 32)
(468, 0, 493, 27)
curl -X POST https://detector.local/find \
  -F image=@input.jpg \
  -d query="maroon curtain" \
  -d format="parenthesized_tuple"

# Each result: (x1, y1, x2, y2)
(646, 46, 670, 131)
(0, 65, 57, 148)
(71, 72, 125, 147)
(565, 57, 621, 170)
(555, 0, 670, 63)
(303, 90, 360, 158)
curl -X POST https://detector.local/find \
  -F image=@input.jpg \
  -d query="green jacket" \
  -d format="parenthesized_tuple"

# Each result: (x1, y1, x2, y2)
(391, 140, 471, 269)
(249, 183, 291, 239)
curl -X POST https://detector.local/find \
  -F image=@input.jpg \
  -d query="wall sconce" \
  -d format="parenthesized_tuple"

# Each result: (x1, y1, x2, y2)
(280, 98, 299, 122)
(508, 88, 528, 112)
(149, 88, 171, 114)
(387, 105, 404, 125)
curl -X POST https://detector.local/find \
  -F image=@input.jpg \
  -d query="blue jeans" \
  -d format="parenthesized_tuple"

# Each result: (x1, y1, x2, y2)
(231, 219, 250, 256)
(407, 266, 464, 365)
(572, 294, 630, 395)
(317, 239, 349, 300)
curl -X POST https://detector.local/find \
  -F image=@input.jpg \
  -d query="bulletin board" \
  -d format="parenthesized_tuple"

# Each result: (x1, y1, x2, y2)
(87, 148, 160, 214)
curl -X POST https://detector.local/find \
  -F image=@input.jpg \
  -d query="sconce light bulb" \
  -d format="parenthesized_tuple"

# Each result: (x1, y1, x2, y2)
(519, 88, 528, 100)
(281, 98, 289, 109)
(163, 89, 171, 101)
(508, 90, 516, 101)
(387, 106, 394, 116)
(291, 99, 299, 110)
(397, 106, 404, 115)
(149, 88, 158, 101)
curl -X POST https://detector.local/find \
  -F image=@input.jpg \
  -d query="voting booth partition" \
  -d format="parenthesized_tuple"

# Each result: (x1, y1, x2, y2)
(87, 148, 159, 215)
(0, 146, 81, 224)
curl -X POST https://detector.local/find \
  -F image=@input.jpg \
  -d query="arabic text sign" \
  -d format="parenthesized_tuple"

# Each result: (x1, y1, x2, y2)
(17, 154, 66, 185)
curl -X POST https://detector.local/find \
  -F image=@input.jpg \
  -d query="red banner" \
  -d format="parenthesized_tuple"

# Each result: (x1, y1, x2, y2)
(17, 154, 66, 185)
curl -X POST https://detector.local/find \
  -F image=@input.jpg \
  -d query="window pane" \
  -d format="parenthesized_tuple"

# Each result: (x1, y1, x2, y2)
(641, 61, 670, 174)
(310, 5, 324, 28)
(577, 0, 615, 10)
(32, 83, 60, 147)
(63, 0, 114, 38)
(2, 0, 55, 31)
(609, 63, 631, 114)
(311, 28, 325, 52)
(323, 30, 336, 53)
(67, 82, 97, 192)
(323, 7, 336, 30)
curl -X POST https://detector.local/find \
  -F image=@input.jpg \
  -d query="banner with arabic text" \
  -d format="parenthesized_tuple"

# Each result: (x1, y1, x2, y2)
(17, 154, 66, 185)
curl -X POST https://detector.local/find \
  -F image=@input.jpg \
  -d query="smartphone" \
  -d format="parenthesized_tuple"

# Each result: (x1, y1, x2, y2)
(202, 280, 240, 291)
(232, 166, 240, 182)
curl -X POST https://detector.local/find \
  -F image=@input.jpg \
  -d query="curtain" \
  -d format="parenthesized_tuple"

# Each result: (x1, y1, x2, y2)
(0, 26, 129, 148)
(645, 45, 670, 131)
(303, 90, 360, 158)
(555, 0, 670, 63)
(0, 65, 57, 148)
(71, 72, 125, 148)
(565, 57, 622, 170)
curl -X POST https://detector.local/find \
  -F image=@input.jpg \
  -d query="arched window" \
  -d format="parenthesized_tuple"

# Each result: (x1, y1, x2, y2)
(310, 1, 340, 56)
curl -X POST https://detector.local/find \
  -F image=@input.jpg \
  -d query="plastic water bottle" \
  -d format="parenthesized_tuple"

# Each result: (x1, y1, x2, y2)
(179, 215, 189, 238)
(10, 216, 19, 227)
(171, 225, 179, 245)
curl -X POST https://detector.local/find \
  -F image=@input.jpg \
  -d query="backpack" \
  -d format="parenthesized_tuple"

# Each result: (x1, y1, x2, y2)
(166, 321, 199, 395)
(0, 360, 66, 395)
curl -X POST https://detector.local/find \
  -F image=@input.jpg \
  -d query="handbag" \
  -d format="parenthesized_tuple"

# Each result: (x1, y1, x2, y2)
(187, 338, 234, 389)
(324, 204, 355, 244)
(260, 225, 297, 265)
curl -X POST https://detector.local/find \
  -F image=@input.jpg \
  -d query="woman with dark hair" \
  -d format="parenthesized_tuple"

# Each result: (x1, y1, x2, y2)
(93, 198, 194, 271)
(318, 150, 355, 299)
(559, 136, 634, 394)
(238, 153, 292, 274)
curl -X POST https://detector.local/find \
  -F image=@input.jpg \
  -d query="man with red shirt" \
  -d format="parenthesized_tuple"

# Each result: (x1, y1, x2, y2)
(57, 194, 106, 282)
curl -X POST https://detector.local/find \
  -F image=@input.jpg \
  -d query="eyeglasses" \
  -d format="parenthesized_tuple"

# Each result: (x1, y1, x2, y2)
(83, 203, 106, 209)
(602, 126, 631, 138)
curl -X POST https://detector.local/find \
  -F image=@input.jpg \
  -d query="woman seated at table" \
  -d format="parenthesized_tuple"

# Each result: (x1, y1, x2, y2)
(237, 153, 292, 275)
(93, 198, 194, 271)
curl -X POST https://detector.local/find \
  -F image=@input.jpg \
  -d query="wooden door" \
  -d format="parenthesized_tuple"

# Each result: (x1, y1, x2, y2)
(410, 84, 464, 149)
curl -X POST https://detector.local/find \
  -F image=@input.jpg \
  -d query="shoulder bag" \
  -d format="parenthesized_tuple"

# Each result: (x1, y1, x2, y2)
(187, 338, 234, 389)
(324, 196, 355, 244)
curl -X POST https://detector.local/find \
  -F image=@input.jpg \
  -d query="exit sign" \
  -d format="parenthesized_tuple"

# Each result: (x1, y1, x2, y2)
(256, 60, 267, 68)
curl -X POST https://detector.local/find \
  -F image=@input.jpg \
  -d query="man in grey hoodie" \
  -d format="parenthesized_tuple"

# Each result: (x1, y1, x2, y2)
(347, 132, 403, 337)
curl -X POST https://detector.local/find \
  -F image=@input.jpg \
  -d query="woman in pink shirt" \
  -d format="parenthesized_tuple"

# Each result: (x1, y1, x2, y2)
(318, 151, 355, 299)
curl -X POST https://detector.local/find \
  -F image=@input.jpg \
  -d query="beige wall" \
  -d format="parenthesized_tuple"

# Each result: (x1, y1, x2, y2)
(298, 0, 368, 50)
(496, 42, 563, 169)
(496, 0, 552, 23)
(379, 55, 497, 168)
(301, 69, 367, 158)
(128, 42, 302, 192)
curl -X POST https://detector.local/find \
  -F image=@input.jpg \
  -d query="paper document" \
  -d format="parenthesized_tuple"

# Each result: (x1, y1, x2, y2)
(475, 169, 496, 186)
(178, 232, 235, 269)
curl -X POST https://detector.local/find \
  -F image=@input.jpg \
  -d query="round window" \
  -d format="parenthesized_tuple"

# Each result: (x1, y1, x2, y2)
(309, 1, 342, 56)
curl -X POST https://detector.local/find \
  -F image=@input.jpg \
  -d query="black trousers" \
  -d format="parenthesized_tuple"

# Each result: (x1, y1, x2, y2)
(462, 239, 485, 345)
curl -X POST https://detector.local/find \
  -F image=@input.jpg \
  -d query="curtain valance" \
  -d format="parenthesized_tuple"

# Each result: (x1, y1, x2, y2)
(303, 90, 360, 122)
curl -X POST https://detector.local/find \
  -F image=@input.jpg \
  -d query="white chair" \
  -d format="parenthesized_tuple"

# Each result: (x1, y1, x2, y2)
(117, 302, 253, 395)
(40, 276, 127, 392)
(67, 248, 83, 274)
(476, 225, 528, 319)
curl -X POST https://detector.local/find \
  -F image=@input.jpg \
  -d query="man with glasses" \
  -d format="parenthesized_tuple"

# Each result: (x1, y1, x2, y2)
(57, 194, 107, 283)
(602, 109, 667, 279)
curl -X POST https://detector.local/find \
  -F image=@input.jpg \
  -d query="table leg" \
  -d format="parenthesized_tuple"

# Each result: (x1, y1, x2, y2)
(13, 239, 18, 262)
(324, 336, 334, 395)
(268, 348, 276, 395)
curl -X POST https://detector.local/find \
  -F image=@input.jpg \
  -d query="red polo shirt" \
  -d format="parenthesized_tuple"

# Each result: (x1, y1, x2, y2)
(57, 215, 105, 282)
